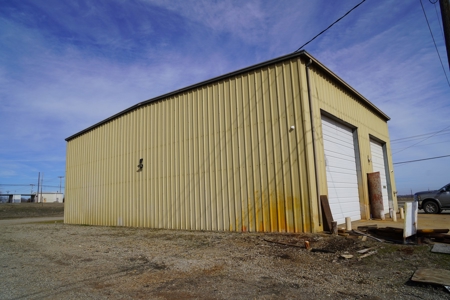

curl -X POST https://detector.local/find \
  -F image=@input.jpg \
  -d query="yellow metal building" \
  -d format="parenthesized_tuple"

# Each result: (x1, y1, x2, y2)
(65, 51, 397, 233)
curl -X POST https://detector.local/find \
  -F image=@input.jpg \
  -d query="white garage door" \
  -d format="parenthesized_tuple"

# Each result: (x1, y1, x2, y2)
(322, 116, 360, 225)
(370, 139, 389, 213)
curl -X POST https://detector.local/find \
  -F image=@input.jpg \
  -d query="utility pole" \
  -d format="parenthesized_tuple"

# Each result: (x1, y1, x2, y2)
(40, 173, 44, 204)
(58, 176, 64, 193)
(440, 0, 450, 69)
(30, 184, 35, 202)
(37, 172, 40, 203)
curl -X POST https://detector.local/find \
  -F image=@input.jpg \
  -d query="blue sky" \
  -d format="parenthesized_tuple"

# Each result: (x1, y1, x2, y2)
(0, 0, 449, 196)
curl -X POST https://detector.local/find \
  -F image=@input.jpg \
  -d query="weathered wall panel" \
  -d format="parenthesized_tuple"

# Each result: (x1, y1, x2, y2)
(65, 52, 396, 231)
(65, 58, 315, 232)
(307, 66, 397, 220)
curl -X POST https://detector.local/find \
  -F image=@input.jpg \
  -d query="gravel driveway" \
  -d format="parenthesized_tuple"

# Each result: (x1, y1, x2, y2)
(1, 220, 450, 299)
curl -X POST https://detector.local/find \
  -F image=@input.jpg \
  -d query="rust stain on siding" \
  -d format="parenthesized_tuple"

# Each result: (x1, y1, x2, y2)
(229, 190, 303, 233)
(64, 56, 395, 234)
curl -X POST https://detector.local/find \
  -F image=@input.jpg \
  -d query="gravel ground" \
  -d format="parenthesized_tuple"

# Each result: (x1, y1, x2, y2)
(1, 220, 450, 299)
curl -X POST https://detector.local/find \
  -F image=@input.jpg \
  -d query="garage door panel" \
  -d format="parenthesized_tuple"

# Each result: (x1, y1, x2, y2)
(326, 170, 357, 179)
(322, 127, 354, 140)
(325, 151, 359, 165)
(323, 137, 354, 147)
(326, 176, 357, 186)
(321, 119, 353, 134)
(328, 188, 359, 198)
(322, 115, 361, 225)
(372, 151, 384, 160)
(326, 159, 359, 172)
(326, 156, 357, 167)
(325, 126, 353, 136)
(323, 137, 354, 150)
(323, 138, 354, 151)
(322, 133, 353, 144)
(327, 182, 359, 190)
(330, 202, 360, 211)
(328, 205, 360, 223)
(332, 203, 360, 211)
(323, 144, 356, 158)
(325, 178, 358, 188)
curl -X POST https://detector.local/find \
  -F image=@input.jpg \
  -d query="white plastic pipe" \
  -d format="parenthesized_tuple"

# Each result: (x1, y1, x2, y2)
(345, 217, 352, 231)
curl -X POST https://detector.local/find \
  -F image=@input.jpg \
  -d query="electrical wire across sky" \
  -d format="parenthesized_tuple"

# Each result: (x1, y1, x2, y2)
(295, 0, 367, 52)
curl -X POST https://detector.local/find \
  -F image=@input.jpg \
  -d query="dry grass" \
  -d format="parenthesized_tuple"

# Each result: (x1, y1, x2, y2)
(0, 202, 64, 219)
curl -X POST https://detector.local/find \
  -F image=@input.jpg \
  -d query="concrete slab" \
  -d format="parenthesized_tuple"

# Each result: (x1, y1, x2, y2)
(431, 243, 450, 254)
(350, 211, 450, 231)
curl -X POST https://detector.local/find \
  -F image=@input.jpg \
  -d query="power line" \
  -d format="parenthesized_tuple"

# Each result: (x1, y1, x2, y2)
(391, 139, 450, 149)
(393, 125, 450, 154)
(295, 0, 367, 52)
(391, 130, 450, 143)
(391, 133, 450, 144)
(393, 154, 450, 165)
(420, 0, 450, 87)
(0, 184, 63, 188)
(0, 184, 31, 186)
(433, 0, 445, 38)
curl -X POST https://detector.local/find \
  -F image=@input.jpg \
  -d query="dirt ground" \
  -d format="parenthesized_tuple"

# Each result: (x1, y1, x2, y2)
(1, 204, 450, 299)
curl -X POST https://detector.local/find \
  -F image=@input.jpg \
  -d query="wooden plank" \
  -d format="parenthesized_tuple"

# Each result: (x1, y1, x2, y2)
(427, 233, 449, 238)
(411, 268, 450, 286)
(385, 227, 403, 233)
(434, 237, 450, 244)
(368, 228, 403, 241)
(332, 221, 338, 235)
(418, 229, 449, 234)
(320, 195, 333, 232)
(357, 225, 378, 231)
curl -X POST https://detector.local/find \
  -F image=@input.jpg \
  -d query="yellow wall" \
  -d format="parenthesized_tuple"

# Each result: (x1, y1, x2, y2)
(307, 66, 397, 220)
(66, 58, 316, 232)
(65, 54, 396, 232)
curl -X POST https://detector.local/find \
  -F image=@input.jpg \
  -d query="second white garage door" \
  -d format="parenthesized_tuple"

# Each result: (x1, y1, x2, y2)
(321, 116, 361, 225)
(370, 139, 389, 213)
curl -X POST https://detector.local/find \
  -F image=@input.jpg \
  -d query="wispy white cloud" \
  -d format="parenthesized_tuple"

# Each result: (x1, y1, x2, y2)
(0, 0, 449, 194)
(314, 1, 448, 143)
(148, 0, 267, 43)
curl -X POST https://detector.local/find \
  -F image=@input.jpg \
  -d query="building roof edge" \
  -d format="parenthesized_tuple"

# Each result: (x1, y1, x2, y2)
(65, 50, 389, 141)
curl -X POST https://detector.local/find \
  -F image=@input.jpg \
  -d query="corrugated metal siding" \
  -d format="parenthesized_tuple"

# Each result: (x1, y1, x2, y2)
(66, 56, 397, 231)
(65, 58, 315, 232)
(307, 67, 397, 220)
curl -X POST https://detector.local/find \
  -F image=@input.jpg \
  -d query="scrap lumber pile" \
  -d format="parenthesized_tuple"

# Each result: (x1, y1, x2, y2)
(416, 229, 450, 243)
(354, 225, 450, 244)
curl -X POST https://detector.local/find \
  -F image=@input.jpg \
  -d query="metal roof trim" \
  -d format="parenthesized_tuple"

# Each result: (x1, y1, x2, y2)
(65, 50, 389, 141)
(305, 54, 390, 121)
